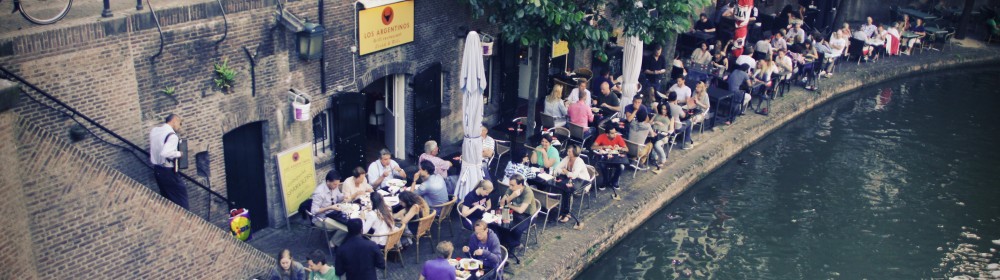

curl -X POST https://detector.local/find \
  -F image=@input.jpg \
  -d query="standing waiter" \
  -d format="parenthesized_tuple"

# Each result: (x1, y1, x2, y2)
(149, 114, 188, 209)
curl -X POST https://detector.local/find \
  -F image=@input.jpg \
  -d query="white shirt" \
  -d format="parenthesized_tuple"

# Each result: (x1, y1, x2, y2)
(362, 211, 393, 245)
(149, 124, 181, 167)
(668, 84, 692, 104)
(566, 88, 592, 107)
(736, 55, 757, 69)
(367, 159, 403, 188)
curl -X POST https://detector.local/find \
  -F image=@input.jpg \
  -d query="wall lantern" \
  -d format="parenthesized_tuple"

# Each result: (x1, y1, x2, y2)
(297, 22, 325, 60)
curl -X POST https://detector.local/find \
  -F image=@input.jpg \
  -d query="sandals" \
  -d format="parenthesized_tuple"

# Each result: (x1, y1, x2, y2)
(559, 214, 573, 223)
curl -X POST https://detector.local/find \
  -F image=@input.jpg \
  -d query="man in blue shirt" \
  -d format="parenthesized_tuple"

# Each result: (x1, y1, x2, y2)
(463, 220, 502, 271)
(411, 160, 449, 210)
(726, 64, 753, 122)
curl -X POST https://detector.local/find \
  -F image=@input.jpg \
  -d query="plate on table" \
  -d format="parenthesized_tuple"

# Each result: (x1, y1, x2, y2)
(377, 189, 390, 196)
(460, 259, 483, 271)
(456, 270, 471, 279)
(529, 167, 541, 173)
(536, 172, 554, 181)
(482, 212, 500, 224)
(387, 179, 406, 187)
(593, 149, 606, 155)
(383, 196, 400, 207)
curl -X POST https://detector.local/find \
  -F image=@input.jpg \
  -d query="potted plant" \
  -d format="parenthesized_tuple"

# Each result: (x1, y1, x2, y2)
(213, 58, 237, 92)
(160, 86, 178, 104)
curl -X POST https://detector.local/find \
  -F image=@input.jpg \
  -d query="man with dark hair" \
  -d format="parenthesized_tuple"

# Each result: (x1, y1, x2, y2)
(591, 123, 628, 190)
(589, 68, 619, 97)
(726, 63, 754, 121)
(149, 113, 189, 209)
(694, 13, 716, 34)
(306, 249, 338, 280)
(666, 91, 695, 150)
(642, 45, 668, 92)
(335, 219, 384, 280)
(420, 241, 456, 280)
(410, 159, 449, 209)
(499, 174, 536, 249)
(311, 170, 349, 248)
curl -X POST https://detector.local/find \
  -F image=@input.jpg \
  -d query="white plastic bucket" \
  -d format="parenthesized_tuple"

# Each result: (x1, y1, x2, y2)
(292, 95, 310, 121)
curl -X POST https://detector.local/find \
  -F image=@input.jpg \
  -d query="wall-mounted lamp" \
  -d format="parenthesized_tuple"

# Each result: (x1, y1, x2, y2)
(297, 22, 325, 60)
(276, 9, 325, 60)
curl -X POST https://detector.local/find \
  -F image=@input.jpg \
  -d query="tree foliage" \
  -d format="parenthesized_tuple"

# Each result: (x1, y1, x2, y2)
(463, 0, 711, 60)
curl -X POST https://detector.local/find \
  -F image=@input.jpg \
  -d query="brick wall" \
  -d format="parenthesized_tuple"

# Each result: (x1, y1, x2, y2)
(0, 0, 487, 229)
(0, 111, 272, 279)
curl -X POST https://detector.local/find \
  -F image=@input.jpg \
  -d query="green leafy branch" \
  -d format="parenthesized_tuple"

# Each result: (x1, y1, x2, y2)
(213, 58, 237, 90)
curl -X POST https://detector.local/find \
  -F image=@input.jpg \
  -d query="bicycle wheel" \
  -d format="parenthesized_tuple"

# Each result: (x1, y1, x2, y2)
(14, 0, 74, 25)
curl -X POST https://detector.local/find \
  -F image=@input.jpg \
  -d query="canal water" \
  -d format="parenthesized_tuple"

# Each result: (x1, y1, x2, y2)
(578, 69, 1000, 279)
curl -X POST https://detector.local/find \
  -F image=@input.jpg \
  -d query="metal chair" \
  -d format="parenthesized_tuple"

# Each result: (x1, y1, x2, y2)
(495, 246, 509, 280)
(529, 186, 562, 236)
(571, 165, 598, 213)
(491, 139, 511, 179)
(624, 139, 647, 178)
(304, 210, 336, 258)
(413, 209, 438, 264)
(432, 197, 458, 241)
(567, 122, 592, 147)
(550, 127, 571, 154)
(539, 113, 558, 130)
(364, 227, 405, 278)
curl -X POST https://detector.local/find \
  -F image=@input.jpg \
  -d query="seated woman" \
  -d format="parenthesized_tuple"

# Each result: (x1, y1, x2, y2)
(269, 249, 306, 280)
(393, 191, 431, 236)
(530, 135, 561, 171)
(904, 18, 927, 55)
(651, 103, 675, 172)
(690, 42, 713, 66)
(751, 59, 773, 95)
(710, 50, 729, 77)
(543, 83, 569, 127)
(551, 144, 588, 223)
(459, 180, 493, 229)
(362, 192, 397, 247)
(687, 80, 710, 125)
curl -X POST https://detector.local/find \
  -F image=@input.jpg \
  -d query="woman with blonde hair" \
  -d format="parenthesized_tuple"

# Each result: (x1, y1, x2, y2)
(687, 80, 710, 124)
(544, 82, 569, 127)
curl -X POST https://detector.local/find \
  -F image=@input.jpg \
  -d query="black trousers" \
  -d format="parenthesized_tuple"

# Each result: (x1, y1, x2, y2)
(154, 165, 189, 209)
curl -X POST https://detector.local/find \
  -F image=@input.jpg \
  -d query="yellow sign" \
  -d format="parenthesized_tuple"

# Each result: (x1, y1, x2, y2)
(551, 40, 569, 58)
(276, 144, 317, 217)
(358, 1, 414, 55)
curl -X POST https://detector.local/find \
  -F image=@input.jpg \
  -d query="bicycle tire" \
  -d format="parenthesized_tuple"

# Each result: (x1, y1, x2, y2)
(13, 0, 73, 25)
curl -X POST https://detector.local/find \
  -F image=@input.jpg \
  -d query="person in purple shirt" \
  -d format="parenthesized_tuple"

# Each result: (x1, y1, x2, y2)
(463, 220, 502, 271)
(420, 241, 456, 280)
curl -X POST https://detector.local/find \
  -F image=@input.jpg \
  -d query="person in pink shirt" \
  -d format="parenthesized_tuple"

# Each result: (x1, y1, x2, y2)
(567, 91, 595, 139)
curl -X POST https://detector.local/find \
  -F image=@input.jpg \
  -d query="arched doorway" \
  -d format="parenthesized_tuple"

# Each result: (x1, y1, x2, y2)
(222, 122, 269, 231)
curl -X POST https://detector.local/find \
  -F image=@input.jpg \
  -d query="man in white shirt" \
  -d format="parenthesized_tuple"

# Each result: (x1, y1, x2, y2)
(342, 167, 374, 202)
(565, 79, 592, 108)
(736, 46, 757, 69)
(367, 148, 408, 189)
(666, 77, 692, 105)
(860, 16, 877, 38)
(311, 170, 349, 247)
(149, 114, 188, 209)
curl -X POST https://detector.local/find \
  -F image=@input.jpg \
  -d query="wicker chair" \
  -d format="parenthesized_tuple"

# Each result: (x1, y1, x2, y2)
(432, 197, 458, 241)
(413, 209, 438, 264)
(529, 186, 562, 235)
(364, 227, 405, 278)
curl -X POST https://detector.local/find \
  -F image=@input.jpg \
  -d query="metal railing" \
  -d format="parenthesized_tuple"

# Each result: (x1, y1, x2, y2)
(0, 65, 234, 211)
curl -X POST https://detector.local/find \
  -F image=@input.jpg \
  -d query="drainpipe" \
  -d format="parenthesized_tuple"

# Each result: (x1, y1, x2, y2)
(102, 0, 113, 17)
(147, 0, 165, 61)
(318, 0, 327, 94)
(136, 0, 143, 10)
(215, 0, 229, 46)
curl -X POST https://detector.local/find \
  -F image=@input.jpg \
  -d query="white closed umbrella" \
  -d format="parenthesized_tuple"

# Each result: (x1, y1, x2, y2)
(455, 31, 487, 200)
(621, 36, 643, 115)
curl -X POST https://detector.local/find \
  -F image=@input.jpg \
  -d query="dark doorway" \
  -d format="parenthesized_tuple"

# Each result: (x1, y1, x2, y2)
(411, 63, 442, 157)
(222, 122, 269, 231)
(497, 40, 522, 124)
(333, 92, 368, 177)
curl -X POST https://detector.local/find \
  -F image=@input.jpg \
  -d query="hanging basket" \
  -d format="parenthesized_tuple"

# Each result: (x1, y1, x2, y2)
(481, 33, 495, 56)
(292, 95, 311, 122)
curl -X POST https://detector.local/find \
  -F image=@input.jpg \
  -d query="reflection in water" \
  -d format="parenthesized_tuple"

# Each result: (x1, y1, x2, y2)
(578, 70, 1000, 280)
